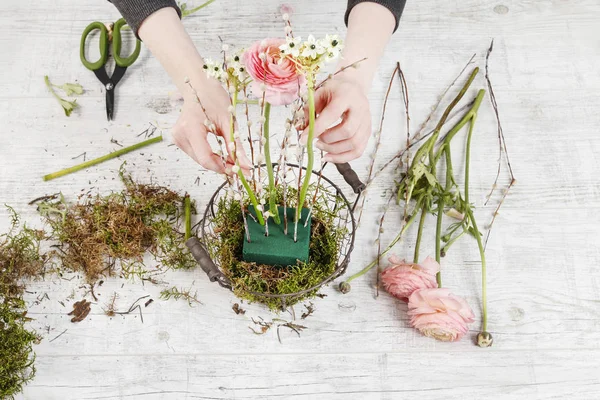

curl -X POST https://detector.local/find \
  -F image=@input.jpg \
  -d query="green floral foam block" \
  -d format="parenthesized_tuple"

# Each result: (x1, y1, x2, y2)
(242, 205, 311, 267)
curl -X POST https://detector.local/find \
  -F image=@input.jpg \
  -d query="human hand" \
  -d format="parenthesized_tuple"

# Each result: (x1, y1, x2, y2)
(171, 79, 251, 174)
(301, 76, 371, 163)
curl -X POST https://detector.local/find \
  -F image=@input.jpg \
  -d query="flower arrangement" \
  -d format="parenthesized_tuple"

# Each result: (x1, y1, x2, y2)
(185, 11, 361, 309)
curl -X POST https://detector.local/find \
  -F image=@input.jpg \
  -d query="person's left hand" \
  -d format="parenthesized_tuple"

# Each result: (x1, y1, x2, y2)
(300, 76, 372, 163)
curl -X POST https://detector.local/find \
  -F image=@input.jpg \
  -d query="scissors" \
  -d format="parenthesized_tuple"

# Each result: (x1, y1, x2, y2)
(80, 18, 141, 121)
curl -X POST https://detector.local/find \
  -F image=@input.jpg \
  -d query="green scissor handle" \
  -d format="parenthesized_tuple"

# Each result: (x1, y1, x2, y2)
(112, 18, 141, 67)
(80, 21, 109, 71)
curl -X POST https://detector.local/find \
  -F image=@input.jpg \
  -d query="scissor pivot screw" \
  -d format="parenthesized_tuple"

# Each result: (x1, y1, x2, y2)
(106, 83, 114, 90)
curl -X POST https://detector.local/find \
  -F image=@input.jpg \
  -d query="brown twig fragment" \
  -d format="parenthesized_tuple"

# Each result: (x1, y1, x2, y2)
(483, 39, 516, 249)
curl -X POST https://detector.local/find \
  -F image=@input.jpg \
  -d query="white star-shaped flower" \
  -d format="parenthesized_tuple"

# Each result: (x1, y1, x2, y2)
(322, 34, 343, 58)
(279, 36, 302, 58)
(301, 35, 325, 59)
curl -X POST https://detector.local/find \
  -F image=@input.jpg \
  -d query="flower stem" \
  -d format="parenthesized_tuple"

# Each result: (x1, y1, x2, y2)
(184, 194, 192, 241)
(231, 90, 264, 225)
(434, 89, 486, 162)
(263, 102, 280, 224)
(464, 108, 488, 332)
(296, 74, 316, 221)
(413, 204, 427, 264)
(441, 229, 466, 256)
(43, 135, 163, 181)
(434, 146, 454, 287)
(181, 0, 216, 17)
(345, 205, 420, 284)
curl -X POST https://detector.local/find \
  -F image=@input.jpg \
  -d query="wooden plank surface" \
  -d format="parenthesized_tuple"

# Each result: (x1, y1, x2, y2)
(1, 0, 600, 399)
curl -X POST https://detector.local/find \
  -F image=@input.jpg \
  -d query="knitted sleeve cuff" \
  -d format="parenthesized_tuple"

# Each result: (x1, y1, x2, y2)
(345, 0, 407, 32)
(109, 0, 182, 39)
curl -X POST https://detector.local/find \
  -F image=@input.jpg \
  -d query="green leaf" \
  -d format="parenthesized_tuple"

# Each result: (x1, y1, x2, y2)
(59, 98, 77, 117)
(423, 169, 438, 186)
(44, 76, 79, 117)
(58, 83, 84, 96)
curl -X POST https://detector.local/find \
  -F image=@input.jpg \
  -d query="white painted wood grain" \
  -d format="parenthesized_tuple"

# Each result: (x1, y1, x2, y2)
(1, 0, 600, 399)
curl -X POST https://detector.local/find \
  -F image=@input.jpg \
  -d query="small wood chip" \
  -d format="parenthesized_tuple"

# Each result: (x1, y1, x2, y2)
(68, 299, 91, 323)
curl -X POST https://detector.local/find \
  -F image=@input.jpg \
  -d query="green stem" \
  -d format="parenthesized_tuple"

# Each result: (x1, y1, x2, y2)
(405, 68, 479, 203)
(464, 106, 487, 332)
(181, 0, 216, 17)
(441, 229, 466, 256)
(263, 103, 280, 224)
(43, 136, 162, 181)
(184, 195, 192, 241)
(434, 89, 486, 162)
(345, 208, 420, 284)
(231, 90, 264, 225)
(296, 74, 316, 221)
(434, 146, 454, 287)
(413, 205, 427, 264)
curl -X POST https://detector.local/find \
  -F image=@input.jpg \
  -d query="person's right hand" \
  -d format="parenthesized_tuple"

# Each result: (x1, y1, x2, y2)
(171, 78, 251, 174)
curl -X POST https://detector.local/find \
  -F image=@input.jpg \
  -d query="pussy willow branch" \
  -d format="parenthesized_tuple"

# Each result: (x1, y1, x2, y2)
(375, 190, 396, 297)
(356, 62, 399, 226)
(242, 86, 257, 191)
(414, 53, 476, 140)
(347, 75, 481, 286)
(369, 54, 477, 186)
(315, 57, 368, 91)
(483, 39, 516, 250)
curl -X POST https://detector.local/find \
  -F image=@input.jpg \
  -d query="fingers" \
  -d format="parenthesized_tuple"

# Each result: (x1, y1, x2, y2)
(318, 118, 371, 163)
(216, 121, 252, 172)
(173, 123, 226, 173)
(301, 95, 348, 144)
(317, 109, 367, 144)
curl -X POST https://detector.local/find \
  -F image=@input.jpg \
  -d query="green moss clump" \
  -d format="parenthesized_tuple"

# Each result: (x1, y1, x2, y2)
(206, 185, 347, 310)
(39, 167, 197, 283)
(0, 207, 43, 399)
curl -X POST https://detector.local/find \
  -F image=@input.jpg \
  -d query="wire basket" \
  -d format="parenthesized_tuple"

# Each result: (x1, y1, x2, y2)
(186, 162, 364, 309)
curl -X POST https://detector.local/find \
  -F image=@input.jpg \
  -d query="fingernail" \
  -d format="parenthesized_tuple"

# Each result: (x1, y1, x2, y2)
(315, 141, 323, 150)
(323, 155, 332, 162)
(300, 134, 307, 145)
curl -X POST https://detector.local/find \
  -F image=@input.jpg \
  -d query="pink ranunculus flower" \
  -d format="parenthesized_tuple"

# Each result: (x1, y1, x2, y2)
(242, 38, 305, 106)
(408, 288, 475, 342)
(380, 255, 440, 301)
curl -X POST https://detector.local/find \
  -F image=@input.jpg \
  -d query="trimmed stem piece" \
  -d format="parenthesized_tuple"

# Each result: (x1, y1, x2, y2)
(184, 194, 192, 241)
(43, 136, 163, 181)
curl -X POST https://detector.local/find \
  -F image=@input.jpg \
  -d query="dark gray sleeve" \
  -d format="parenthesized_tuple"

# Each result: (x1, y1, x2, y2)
(345, 0, 406, 32)
(108, 0, 181, 38)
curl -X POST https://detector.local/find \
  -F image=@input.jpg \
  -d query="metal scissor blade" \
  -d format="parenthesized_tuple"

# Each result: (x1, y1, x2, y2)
(106, 89, 114, 121)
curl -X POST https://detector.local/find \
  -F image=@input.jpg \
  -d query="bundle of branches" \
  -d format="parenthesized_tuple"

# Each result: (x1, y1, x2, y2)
(0, 208, 44, 398)
(340, 58, 512, 346)
(37, 166, 197, 284)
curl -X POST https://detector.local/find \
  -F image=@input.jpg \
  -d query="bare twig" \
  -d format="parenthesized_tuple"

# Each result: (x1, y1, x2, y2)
(48, 329, 68, 343)
(369, 54, 477, 185)
(483, 39, 516, 249)
(356, 63, 400, 226)
(315, 58, 368, 90)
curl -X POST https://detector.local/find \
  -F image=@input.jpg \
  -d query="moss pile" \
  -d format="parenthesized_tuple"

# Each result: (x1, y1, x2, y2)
(39, 168, 197, 283)
(0, 208, 43, 399)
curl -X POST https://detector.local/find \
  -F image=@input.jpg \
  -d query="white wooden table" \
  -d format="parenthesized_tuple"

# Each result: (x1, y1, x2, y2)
(2, 0, 600, 398)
